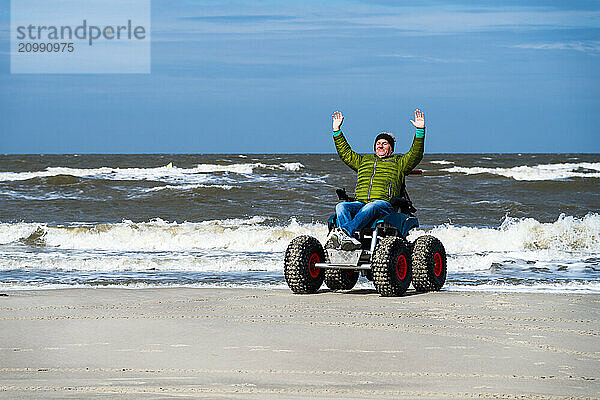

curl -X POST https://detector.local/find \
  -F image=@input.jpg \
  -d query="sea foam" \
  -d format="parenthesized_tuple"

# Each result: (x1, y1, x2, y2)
(0, 162, 305, 184)
(430, 160, 454, 165)
(408, 213, 600, 253)
(0, 216, 327, 252)
(1, 214, 598, 291)
(443, 162, 600, 181)
(2, 214, 598, 256)
(408, 213, 600, 273)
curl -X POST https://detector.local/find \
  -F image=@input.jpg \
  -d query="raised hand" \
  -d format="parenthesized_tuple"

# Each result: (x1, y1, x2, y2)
(410, 109, 425, 129)
(332, 111, 344, 132)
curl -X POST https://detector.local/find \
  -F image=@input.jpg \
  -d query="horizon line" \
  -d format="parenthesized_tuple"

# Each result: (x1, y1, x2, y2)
(2, 152, 599, 156)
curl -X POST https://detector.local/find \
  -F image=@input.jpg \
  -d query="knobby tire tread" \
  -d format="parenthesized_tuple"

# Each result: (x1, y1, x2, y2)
(371, 237, 412, 297)
(284, 235, 325, 294)
(324, 268, 359, 291)
(412, 235, 447, 292)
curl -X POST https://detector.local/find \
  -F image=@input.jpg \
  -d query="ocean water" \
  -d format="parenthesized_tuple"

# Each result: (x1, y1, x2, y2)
(0, 153, 598, 292)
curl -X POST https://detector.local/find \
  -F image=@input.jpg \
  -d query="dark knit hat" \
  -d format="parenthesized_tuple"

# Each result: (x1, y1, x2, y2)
(374, 132, 395, 152)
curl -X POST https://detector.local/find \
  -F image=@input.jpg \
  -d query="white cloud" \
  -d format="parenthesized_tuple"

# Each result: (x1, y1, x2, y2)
(150, 7, 600, 39)
(379, 54, 483, 63)
(349, 9, 600, 35)
(510, 41, 600, 55)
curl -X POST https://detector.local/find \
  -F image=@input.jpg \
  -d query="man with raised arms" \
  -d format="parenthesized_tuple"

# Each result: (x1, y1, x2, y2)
(326, 109, 425, 250)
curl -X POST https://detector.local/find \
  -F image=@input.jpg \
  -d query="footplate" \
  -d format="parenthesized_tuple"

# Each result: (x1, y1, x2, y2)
(326, 249, 362, 265)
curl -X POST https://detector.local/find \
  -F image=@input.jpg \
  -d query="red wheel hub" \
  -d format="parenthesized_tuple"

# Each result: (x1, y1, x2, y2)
(308, 253, 320, 278)
(396, 255, 408, 281)
(433, 252, 443, 277)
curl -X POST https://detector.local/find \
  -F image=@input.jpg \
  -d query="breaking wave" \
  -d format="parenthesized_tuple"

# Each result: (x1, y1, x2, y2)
(430, 160, 454, 165)
(0, 216, 327, 253)
(0, 214, 598, 291)
(443, 162, 600, 181)
(409, 213, 600, 253)
(0, 162, 305, 184)
(143, 184, 238, 192)
(408, 213, 600, 277)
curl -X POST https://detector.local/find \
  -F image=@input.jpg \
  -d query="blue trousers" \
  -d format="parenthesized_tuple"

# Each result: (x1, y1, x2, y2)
(335, 200, 394, 236)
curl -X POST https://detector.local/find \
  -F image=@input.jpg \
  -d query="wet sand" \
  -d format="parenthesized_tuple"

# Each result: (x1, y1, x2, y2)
(0, 288, 598, 399)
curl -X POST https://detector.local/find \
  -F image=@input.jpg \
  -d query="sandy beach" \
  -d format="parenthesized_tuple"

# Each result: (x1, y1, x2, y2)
(0, 288, 598, 399)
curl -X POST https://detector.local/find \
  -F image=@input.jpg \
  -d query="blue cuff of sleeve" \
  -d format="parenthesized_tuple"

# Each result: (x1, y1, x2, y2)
(415, 128, 425, 138)
(333, 130, 342, 137)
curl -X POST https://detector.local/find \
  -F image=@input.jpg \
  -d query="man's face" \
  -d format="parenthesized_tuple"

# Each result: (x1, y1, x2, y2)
(375, 139, 393, 158)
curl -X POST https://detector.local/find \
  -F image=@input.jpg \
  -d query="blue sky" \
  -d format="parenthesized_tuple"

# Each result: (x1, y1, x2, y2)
(0, 0, 599, 154)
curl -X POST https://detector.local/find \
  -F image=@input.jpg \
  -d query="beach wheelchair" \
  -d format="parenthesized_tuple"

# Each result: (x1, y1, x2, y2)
(284, 173, 447, 296)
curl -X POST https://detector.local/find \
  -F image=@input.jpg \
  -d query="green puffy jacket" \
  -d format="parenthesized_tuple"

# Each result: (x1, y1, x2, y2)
(333, 130, 424, 203)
